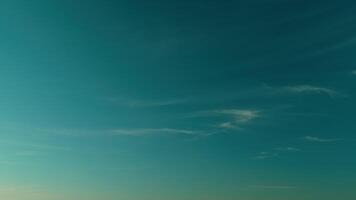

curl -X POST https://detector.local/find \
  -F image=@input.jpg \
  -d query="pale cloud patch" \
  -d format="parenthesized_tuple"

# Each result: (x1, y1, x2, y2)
(264, 84, 343, 97)
(275, 147, 301, 152)
(216, 109, 261, 123)
(125, 99, 187, 107)
(218, 122, 237, 129)
(196, 109, 261, 130)
(39, 128, 209, 137)
(304, 136, 342, 142)
(107, 97, 188, 108)
(254, 147, 301, 160)
(282, 85, 339, 96)
(253, 152, 278, 160)
(110, 128, 201, 136)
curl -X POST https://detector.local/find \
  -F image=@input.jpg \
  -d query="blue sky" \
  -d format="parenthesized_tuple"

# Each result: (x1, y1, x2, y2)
(1, 0, 356, 199)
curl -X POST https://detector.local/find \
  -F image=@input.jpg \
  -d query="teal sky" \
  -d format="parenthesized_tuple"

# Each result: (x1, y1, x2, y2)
(1, 0, 356, 199)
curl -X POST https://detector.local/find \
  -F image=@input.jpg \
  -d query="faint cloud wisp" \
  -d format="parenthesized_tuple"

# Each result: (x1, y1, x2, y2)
(303, 136, 342, 142)
(110, 128, 201, 136)
(253, 152, 278, 160)
(195, 109, 261, 130)
(275, 147, 301, 152)
(282, 85, 339, 96)
(107, 97, 188, 108)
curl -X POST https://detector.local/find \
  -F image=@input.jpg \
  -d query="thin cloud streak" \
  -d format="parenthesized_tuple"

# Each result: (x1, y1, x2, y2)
(253, 152, 278, 160)
(263, 84, 344, 97)
(110, 128, 201, 136)
(194, 109, 261, 130)
(107, 83, 343, 111)
(218, 121, 237, 129)
(275, 147, 301, 152)
(216, 109, 261, 123)
(107, 97, 189, 108)
(39, 128, 212, 137)
(282, 85, 339, 96)
(304, 136, 342, 142)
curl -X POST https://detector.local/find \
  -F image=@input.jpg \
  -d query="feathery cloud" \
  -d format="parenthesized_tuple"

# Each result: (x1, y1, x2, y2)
(304, 136, 342, 142)
(110, 128, 200, 136)
(196, 109, 261, 130)
(253, 152, 278, 160)
(218, 122, 236, 129)
(107, 97, 188, 108)
(275, 147, 301, 152)
(216, 109, 261, 123)
(282, 85, 338, 96)
(39, 127, 208, 137)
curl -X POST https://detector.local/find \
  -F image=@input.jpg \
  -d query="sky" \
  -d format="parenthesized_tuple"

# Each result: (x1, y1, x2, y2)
(0, 0, 356, 199)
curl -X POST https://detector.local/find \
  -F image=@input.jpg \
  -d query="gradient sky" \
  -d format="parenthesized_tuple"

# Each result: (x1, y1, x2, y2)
(1, 0, 356, 199)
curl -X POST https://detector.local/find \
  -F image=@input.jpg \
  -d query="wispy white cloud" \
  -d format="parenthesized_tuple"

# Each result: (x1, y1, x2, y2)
(282, 85, 339, 96)
(263, 84, 343, 97)
(303, 136, 342, 142)
(254, 147, 301, 160)
(216, 109, 261, 123)
(196, 109, 261, 130)
(248, 185, 297, 190)
(253, 152, 278, 160)
(110, 128, 201, 136)
(126, 99, 188, 107)
(39, 127, 209, 137)
(218, 122, 236, 129)
(107, 97, 188, 108)
(275, 147, 301, 152)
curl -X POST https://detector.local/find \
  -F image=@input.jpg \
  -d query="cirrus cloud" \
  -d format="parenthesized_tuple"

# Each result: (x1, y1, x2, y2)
(303, 136, 342, 142)
(282, 85, 339, 96)
(110, 128, 201, 136)
(195, 109, 261, 130)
